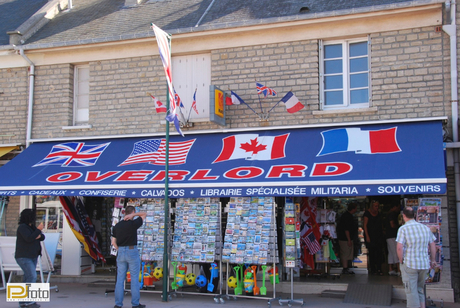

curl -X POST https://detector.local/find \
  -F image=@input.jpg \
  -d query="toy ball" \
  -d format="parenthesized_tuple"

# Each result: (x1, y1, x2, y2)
(186, 273, 196, 285)
(195, 275, 207, 287)
(153, 267, 163, 279)
(227, 276, 237, 288)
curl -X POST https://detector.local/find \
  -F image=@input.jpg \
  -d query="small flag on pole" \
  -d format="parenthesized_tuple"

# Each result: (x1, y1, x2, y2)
(256, 82, 277, 97)
(280, 91, 304, 113)
(150, 94, 167, 113)
(192, 89, 198, 114)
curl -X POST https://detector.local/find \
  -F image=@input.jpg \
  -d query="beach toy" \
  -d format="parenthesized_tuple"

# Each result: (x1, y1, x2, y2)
(195, 275, 207, 287)
(186, 273, 196, 285)
(227, 276, 237, 288)
(252, 265, 260, 295)
(260, 265, 267, 295)
(268, 266, 279, 284)
(152, 267, 163, 280)
(244, 272, 254, 293)
(234, 265, 243, 295)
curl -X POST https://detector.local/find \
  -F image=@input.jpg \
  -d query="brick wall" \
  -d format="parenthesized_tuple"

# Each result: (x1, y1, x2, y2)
(0, 67, 29, 145)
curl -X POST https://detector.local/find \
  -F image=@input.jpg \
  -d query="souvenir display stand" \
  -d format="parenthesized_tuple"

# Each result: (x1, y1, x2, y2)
(278, 198, 304, 307)
(220, 197, 281, 307)
(167, 197, 223, 302)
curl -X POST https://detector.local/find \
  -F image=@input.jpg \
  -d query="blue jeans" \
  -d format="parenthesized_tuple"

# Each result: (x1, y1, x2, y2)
(15, 257, 38, 306)
(115, 246, 141, 307)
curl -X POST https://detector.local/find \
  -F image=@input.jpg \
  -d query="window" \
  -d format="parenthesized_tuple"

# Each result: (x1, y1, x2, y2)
(73, 65, 89, 125)
(320, 39, 370, 110)
(172, 54, 211, 122)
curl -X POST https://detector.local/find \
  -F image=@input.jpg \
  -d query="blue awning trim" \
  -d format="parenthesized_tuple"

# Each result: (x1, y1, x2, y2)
(0, 121, 446, 198)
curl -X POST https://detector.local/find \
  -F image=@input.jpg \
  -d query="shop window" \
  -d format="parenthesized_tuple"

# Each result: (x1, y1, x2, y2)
(73, 64, 90, 125)
(172, 54, 211, 122)
(320, 38, 370, 110)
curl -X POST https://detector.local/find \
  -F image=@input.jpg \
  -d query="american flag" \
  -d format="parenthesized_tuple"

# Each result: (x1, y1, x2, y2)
(151, 23, 183, 136)
(192, 89, 198, 114)
(119, 139, 195, 166)
(256, 82, 277, 97)
(34, 142, 110, 167)
(302, 229, 321, 254)
(59, 196, 105, 262)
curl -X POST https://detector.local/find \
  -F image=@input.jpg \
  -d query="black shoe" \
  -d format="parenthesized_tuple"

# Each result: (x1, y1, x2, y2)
(114, 306, 122, 308)
(342, 268, 355, 275)
(132, 304, 146, 308)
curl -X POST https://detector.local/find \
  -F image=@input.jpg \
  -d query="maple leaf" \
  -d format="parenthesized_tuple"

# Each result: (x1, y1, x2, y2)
(240, 138, 267, 154)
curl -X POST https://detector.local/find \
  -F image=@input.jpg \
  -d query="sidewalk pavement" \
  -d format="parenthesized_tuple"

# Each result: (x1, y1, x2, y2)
(2, 283, 460, 308)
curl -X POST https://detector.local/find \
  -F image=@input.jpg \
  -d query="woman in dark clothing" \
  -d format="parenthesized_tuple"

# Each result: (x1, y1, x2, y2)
(363, 200, 385, 275)
(15, 209, 45, 308)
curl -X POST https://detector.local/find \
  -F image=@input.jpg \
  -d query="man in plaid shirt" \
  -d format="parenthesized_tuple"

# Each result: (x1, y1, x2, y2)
(396, 207, 437, 308)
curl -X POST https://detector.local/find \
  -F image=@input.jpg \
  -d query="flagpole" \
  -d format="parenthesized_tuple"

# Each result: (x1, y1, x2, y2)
(186, 88, 196, 123)
(162, 38, 171, 303)
(267, 99, 282, 114)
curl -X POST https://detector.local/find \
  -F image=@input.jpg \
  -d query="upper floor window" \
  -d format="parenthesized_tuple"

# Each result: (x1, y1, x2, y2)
(172, 54, 210, 122)
(320, 38, 370, 110)
(74, 65, 89, 125)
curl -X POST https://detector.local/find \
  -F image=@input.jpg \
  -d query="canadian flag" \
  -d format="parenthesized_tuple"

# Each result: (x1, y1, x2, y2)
(150, 94, 167, 113)
(213, 133, 289, 163)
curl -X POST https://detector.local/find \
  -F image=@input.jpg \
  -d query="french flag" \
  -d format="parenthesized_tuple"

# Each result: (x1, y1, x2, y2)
(317, 127, 401, 156)
(214, 133, 289, 163)
(280, 91, 304, 113)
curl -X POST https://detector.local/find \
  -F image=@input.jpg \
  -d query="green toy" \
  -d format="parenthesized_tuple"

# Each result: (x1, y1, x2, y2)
(260, 265, 267, 295)
(233, 265, 243, 295)
(171, 261, 178, 290)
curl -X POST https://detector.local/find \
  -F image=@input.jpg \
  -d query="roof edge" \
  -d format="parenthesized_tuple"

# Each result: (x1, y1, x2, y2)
(7, 0, 69, 46)
(17, 0, 445, 51)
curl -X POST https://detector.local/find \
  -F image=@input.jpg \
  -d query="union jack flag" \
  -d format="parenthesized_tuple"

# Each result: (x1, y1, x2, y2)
(174, 87, 184, 108)
(34, 142, 110, 167)
(119, 138, 195, 166)
(256, 82, 277, 97)
(192, 89, 198, 114)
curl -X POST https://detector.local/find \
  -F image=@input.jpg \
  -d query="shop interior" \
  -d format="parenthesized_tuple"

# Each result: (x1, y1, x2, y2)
(30, 194, 442, 291)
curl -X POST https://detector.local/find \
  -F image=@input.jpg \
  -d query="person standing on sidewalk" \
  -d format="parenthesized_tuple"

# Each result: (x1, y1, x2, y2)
(111, 206, 147, 308)
(363, 200, 384, 275)
(15, 209, 45, 308)
(396, 207, 437, 308)
(338, 202, 358, 275)
(386, 203, 401, 276)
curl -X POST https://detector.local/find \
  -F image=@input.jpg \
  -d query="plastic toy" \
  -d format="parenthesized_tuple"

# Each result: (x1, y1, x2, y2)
(195, 275, 207, 287)
(152, 267, 163, 280)
(227, 276, 237, 288)
(252, 265, 260, 295)
(260, 265, 267, 295)
(244, 271, 254, 293)
(267, 266, 279, 284)
(186, 273, 196, 286)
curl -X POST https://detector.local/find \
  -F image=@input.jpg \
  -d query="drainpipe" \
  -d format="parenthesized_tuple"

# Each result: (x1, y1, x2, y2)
(442, 0, 460, 258)
(18, 48, 35, 147)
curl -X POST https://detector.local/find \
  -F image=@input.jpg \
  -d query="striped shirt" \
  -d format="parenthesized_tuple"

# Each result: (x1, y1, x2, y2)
(396, 219, 436, 270)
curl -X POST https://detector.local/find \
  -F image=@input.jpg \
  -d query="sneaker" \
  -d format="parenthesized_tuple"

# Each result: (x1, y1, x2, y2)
(389, 270, 398, 276)
(132, 304, 146, 308)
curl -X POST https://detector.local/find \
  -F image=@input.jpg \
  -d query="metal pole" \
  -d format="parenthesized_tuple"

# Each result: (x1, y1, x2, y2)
(162, 38, 172, 302)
